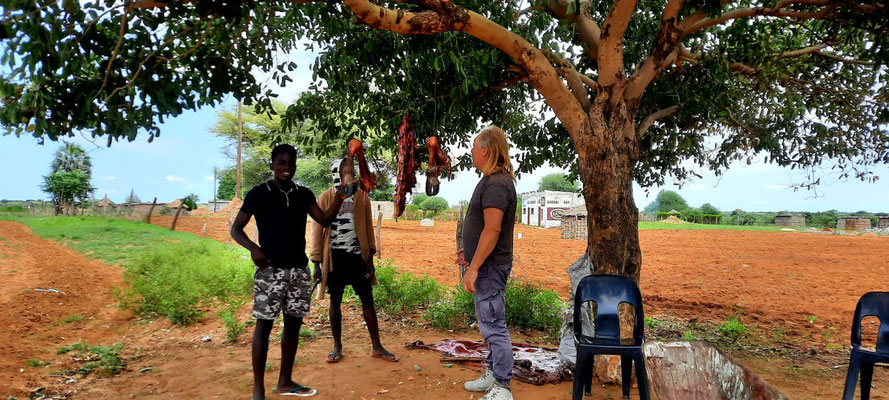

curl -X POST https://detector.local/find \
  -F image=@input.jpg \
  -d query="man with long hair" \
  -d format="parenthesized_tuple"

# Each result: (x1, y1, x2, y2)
(460, 127, 518, 400)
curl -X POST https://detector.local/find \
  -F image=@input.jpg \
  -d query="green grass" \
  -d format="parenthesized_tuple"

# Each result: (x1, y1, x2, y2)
(60, 315, 83, 324)
(718, 316, 750, 341)
(5, 215, 254, 325)
(372, 261, 447, 315)
(26, 358, 51, 367)
(115, 240, 254, 324)
(638, 221, 800, 232)
(57, 341, 125, 376)
(219, 303, 248, 343)
(427, 280, 565, 335)
(0, 216, 202, 265)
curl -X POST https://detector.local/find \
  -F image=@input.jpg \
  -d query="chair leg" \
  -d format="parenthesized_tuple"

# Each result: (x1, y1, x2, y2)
(634, 352, 651, 400)
(621, 355, 632, 399)
(860, 361, 874, 400)
(573, 356, 587, 400)
(842, 354, 861, 400)
(584, 356, 594, 396)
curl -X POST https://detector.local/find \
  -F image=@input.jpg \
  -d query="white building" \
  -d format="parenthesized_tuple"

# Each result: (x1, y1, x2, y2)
(520, 190, 585, 228)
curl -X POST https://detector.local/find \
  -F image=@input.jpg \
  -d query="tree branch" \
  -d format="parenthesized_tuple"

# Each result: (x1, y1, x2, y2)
(598, 0, 639, 94)
(623, 0, 684, 108)
(127, 0, 319, 9)
(546, 51, 594, 111)
(95, 8, 128, 100)
(636, 104, 681, 138)
(539, 0, 601, 63)
(342, 0, 594, 150)
(683, 0, 878, 36)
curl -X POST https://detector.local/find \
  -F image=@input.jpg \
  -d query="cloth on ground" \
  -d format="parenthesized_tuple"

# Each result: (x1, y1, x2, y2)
(406, 339, 572, 385)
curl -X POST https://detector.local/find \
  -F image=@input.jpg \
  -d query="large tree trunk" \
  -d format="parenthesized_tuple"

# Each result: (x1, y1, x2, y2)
(574, 105, 642, 282)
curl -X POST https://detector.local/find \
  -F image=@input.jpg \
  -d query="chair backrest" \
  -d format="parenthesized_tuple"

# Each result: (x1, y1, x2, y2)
(851, 291, 889, 352)
(573, 274, 645, 343)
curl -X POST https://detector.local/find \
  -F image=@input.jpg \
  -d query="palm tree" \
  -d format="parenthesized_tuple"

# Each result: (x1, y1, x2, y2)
(48, 142, 93, 215)
(51, 142, 92, 176)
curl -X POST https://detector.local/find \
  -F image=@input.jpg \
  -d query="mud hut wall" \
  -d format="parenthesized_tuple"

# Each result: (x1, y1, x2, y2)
(838, 218, 871, 231)
(879, 217, 889, 229)
(775, 215, 806, 227)
(561, 216, 588, 239)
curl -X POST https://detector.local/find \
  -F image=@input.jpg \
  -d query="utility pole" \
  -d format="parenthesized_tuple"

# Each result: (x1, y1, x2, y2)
(236, 101, 243, 199)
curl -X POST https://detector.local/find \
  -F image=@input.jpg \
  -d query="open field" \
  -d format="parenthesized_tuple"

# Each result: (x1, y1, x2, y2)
(2, 214, 888, 398)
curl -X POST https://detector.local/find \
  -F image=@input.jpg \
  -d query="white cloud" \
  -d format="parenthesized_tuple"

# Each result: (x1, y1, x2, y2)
(204, 175, 215, 182)
(101, 175, 116, 181)
(165, 175, 187, 182)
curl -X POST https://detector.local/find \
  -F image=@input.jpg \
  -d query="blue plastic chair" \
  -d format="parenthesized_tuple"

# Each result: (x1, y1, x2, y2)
(573, 274, 650, 400)
(843, 291, 889, 400)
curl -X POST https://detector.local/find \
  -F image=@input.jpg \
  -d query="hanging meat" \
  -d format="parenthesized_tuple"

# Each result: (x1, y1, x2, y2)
(348, 139, 377, 194)
(425, 136, 450, 196)
(394, 114, 420, 219)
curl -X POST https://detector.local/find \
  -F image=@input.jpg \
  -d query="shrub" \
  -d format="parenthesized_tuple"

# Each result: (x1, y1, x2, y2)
(718, 316, 749, 341)
(426, 280, 565, 334)
(219, 303, 248, 342)
(372, 261, 447, 315)
(115, 240, 254, 324)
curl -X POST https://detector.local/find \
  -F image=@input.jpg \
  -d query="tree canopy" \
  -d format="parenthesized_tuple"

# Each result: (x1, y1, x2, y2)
(538, 173, 581, 192)
(4, 0, 887, 279)
(643, 190, 689, 214)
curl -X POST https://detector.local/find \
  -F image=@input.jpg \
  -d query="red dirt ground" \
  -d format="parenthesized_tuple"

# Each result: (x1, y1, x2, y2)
(4, 216, 888, 399)
(154, 216, 889, 347)
(0, 221, 602, 399)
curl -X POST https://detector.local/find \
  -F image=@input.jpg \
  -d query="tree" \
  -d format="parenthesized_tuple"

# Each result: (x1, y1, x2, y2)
(644, 190, 689, 214)
(51, 142, 92, 176)
(125, 191, 141, 204)
(44, 143, 94, 215)
(4, 1, 887, 281)
(368, 171, 396, 201)
(412, 193, 429, 207)
(538, 173, 580, 192)
(700, 203, 720, 215)
(42, 171, 93, 216)
(181, 193, 199, 211)
(420, 196, 449, 217)
(217, 171, 237, 200)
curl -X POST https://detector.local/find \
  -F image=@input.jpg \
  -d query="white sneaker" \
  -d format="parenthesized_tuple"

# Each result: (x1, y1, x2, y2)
(464, 368, 495, 392)
(479, 384, 513, 400)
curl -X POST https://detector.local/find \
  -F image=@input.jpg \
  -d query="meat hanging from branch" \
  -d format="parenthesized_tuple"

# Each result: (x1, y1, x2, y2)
(348, 139, 377, 194)
(394, 114, 420, 219)
(425, 136, 450, 196)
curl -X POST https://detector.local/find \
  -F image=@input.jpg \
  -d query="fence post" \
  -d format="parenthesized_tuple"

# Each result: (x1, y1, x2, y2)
(251, 218, 258, 243)
(375, 205, 382, 259)
(145, 197, 157, 224)
(201, 222, 207, 237)
(170, 202, 185, 231)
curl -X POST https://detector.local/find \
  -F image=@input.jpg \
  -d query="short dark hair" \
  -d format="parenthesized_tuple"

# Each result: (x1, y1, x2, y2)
(270, 144, 296, 162)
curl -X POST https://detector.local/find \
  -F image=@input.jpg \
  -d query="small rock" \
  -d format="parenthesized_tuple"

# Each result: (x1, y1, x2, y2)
(201, 335, 212, 342)
(377, 389, 389, 394)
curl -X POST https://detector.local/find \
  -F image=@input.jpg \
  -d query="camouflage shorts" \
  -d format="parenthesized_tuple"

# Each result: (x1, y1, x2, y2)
(253, 265, 312, 320)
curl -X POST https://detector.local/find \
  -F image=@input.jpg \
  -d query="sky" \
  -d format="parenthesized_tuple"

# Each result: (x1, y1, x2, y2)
(1, 46, 887, 213)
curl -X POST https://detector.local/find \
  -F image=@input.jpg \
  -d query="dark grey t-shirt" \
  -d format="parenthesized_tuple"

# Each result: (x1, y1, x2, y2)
(462, 171, 516, 265)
